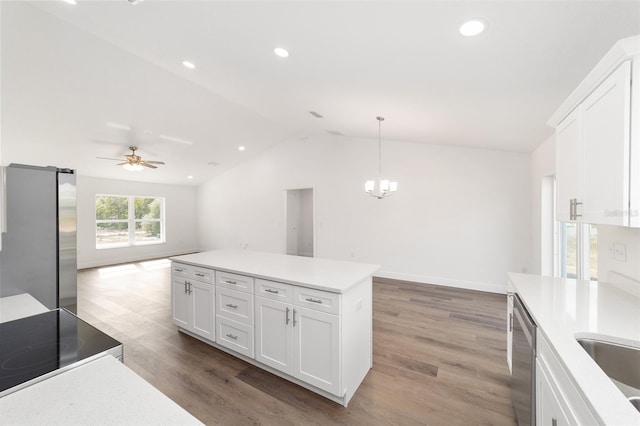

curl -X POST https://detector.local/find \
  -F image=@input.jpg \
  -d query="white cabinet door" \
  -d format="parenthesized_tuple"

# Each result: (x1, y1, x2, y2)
(172, 278, 190, 329)
(293, 306, 340, 396)
(581, 61, 632, 225)
(536, 360, 571, 426)
(555, 108, 582, 222)
(254, 297, 293, 375)
(191, 280, 215, 341)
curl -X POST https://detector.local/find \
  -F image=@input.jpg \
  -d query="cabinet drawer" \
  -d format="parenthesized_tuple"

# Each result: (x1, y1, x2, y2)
(294, 287, 340, 315)
(171, 262, 190, 278)
(256, 279, 294, 303)
(216, 316, 254, 358)
(171, 262, 214, 284)
(216, 271, 254, 293)
(217, 287, 253, 326)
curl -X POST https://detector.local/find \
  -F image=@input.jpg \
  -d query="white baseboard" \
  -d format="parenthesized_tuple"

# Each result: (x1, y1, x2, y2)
(77, 248, 199, 270)
(374, 270, 507, 294)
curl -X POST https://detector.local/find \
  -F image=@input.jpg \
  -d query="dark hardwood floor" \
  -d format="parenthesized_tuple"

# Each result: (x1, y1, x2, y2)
(77, 259, 516, 425)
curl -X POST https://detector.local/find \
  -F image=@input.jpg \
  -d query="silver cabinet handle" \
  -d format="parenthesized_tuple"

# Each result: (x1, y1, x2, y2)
(187, 281, 192, 295)
(286, 307, 290, 325)
(265, 288, 279, 294)
(195, 272, 205, 277)
(174, 268, 184, 272)
(569, 199, 575, 220)
(509, 313, 513, 332)
(226, 333, 238, 340)
(292, 309, 297, 327)
(574, 199, 582, 219)
(184, 281, 188, 294)
(225, 280, 237, 285)
(305, 297, 322, 304)
(225, 303, 238, 309)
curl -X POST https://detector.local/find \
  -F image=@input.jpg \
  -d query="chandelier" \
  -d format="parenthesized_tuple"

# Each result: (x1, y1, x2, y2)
(364, 116, 397, 199)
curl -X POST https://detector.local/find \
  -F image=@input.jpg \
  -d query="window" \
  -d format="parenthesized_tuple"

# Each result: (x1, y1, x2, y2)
(96, 195, 164, 248)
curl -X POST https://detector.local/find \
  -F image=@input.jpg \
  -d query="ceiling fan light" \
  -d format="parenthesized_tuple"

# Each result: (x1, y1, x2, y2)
(389, 181, 398, 192)
(123, 163, 144, 172)
(365, 180, 375, 192)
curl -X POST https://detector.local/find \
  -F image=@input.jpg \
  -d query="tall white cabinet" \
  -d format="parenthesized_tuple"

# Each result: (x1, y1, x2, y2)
(170, 249, 378, 407)
(551, 36, 639, 227)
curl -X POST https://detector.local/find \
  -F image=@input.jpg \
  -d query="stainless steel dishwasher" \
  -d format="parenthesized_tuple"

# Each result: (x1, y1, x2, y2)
(511, 294, 536, 426)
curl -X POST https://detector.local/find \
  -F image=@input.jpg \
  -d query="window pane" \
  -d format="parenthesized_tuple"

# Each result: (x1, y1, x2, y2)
(562, 222, 577, 279)
(135, 221, 161, 243)
(134, 197, 161, 220)
(589, 225, 598, 281)
(96, 222, 128, 245)
(96, 196, 128, 220)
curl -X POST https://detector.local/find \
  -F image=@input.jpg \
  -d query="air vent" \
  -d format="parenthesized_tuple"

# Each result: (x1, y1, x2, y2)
(309, 111, 324, 119)
(326, 130, 345, 136)
(208, 161, 219, 166)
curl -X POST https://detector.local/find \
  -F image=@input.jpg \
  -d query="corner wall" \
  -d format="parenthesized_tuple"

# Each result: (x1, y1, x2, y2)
(77, 176, 198, 269)
(197, 134, 531, 294)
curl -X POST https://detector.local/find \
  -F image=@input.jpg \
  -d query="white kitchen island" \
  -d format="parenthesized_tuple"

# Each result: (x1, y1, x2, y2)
(169, 249, 380, 407)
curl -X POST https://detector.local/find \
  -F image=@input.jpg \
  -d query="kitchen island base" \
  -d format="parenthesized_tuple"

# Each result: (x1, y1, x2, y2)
(170, 250, 379, 407)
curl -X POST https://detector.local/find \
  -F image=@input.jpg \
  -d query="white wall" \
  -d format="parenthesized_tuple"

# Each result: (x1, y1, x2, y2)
(530, 135, 556, 275)
(197, 134, 531, 293)
(597, 225, 640, 284)
(77, 176, 197, 269)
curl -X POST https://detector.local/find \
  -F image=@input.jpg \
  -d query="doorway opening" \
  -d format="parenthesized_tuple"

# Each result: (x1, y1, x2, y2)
(285, 188, 314, 257)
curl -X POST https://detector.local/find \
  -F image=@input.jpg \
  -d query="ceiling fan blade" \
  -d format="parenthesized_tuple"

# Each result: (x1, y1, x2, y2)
(96, 157, 124, 161)
(140, 162, 157, 169)
(115, 162, 129, 166)
(144, 160, 165, 165)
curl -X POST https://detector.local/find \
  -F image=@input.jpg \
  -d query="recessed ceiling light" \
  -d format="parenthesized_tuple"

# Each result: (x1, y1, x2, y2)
(187, 176, 194, 180)
(274, 47, 289, 58)
(460, 19, 488, 37)
(61, 0, 77, 4)
(182, 61, 196, 69)
(238, 146, 246, 151)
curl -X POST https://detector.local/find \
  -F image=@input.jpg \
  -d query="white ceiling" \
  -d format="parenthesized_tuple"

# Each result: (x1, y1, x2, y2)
(2, 1, 639, 185)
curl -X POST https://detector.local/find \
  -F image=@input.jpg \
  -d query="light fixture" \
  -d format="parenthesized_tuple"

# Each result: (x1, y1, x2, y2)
(182, 60, 196, 69)
(274, 47, 289, 58)
(238, 146, 246, 151)
(460, 19, 488, 37)
(187, 175, 194, 180)
(365, 116, 397, 199)
(123, 163, 144, 172)
(61, 0, 77, 4)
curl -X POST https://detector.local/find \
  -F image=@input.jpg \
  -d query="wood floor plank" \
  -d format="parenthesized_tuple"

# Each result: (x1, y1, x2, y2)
(77, 260, 516, 425)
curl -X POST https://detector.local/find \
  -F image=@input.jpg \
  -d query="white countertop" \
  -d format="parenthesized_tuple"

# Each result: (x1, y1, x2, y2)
(0, 293, 49, 323)
(0, 355, 203, 425)
(170, 249, 380, 293)
(508, 273, 640, 426)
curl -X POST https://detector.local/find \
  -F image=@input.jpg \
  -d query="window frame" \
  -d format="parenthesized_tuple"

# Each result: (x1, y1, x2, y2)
(96, 194, 165, 249)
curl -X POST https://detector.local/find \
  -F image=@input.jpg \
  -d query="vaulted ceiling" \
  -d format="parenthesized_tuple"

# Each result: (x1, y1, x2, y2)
(2, 1, 639, 185)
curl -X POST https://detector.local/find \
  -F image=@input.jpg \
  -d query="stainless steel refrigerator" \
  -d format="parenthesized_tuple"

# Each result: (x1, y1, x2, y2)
(0, 164, 77, 312)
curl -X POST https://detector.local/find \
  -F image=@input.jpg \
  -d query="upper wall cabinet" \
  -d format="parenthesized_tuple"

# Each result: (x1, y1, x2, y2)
(550, 35, 640, 227)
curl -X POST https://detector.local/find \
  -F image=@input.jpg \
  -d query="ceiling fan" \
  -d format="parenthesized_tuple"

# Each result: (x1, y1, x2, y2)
(97, 146, 165, 171)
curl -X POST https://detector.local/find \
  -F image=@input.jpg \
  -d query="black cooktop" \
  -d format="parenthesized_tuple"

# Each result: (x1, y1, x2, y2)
(0, 309, 122, 395)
